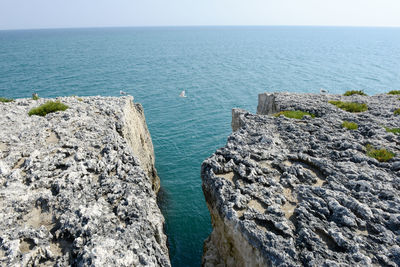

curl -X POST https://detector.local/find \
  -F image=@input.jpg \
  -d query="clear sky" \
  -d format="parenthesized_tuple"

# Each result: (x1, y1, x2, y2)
(0, 0, 399, 30)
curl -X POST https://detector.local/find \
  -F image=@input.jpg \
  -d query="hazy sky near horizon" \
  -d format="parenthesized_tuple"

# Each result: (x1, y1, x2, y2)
(1, 0, 399, 30)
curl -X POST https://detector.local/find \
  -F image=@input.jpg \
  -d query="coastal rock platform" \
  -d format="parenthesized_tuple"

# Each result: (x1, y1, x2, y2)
(0, 96, 170, 266)
(202, 92, 400, 266)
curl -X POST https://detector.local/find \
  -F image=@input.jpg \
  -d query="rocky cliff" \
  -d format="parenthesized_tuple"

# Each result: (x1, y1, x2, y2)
(202, 92, 400, 266)
(0, 96, 170, 266)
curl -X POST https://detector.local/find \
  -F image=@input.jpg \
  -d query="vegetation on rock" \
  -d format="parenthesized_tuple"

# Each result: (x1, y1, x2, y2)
(384, 127, 400, 135)
(395, 109, 400, 115)
(274, 110, 315, 119)
(365, 144, 395, 162)
(341, 121, 358, 130)
(328, 100, 368, 113)
(343, 90, 367, 96)
(28, 101, 69, 116)
(387, 90, 400, 95)
(0, 97, 14, 103)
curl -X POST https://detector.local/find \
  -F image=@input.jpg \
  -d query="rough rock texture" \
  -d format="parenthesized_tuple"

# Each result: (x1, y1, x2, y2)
(202, 92, 400, 266)
(256, 93, 278, 116)
(0, 96, 170, 266)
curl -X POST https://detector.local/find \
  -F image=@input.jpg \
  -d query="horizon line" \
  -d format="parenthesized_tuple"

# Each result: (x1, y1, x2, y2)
(1, 24, 400, 32)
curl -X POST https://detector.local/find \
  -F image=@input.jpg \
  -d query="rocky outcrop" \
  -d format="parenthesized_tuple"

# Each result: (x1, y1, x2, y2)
(0, 96, 170, 266)
(202, 92, 400, 266)
(256, 93, 278, 115)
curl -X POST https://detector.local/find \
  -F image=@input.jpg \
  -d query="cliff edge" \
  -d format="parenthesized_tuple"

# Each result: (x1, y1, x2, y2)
(202, 92, 400, 266)
(0, 96, 170, 266)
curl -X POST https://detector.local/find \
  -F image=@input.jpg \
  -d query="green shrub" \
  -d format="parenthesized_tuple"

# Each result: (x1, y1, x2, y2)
(384, 127, 400, 135)
(365, 144, 395, 162)
(388, 90, 400, 95)
(343, 90, 367, 96)
(395, 109, 400, 115)
(28, 101, 69, 116)
(341, 121, 358, 130)
(274, 110, 315, 119)
(32, 94, 39, 100)
(77, 97, 83, 102)
(0, 97, 14, 103)
(328, 100, 368, 113)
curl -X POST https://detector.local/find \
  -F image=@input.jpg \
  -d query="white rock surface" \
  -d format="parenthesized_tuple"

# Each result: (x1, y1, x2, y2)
(0, 96, 170, 266)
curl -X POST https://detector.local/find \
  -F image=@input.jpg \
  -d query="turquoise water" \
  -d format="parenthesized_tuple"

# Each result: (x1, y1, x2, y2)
(1, 26, 400, 266)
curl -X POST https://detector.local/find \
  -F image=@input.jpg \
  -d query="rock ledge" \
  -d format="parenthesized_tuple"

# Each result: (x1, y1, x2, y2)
(0, 96, 170, 266)
(202, 92, 400, 266)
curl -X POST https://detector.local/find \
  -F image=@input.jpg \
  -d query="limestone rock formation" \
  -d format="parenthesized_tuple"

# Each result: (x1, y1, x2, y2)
(202, 92, 400, 266)
(0, 96, 170, 266)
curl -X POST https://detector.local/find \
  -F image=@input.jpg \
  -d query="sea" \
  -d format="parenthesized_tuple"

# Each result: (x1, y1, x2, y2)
(1, 26, 399, 266)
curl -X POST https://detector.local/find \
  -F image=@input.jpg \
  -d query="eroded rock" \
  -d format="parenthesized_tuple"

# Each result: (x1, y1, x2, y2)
(203, 92, 400, 266)
(0, 96, 170, 266)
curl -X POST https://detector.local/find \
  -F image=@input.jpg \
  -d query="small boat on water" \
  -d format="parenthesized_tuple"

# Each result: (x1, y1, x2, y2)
(179, 90, 187, 98)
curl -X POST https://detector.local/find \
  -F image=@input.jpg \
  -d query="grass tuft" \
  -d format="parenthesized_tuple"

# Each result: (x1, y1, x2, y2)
(274, 110, 315, 119)
(77, 97, 83, 102)
(365, 144, 395, 162)
(343, 90, 367, 96)
(0, 97, 14, 103)
(395, 109, 400, 116)
(328, 100, 368, 113)
(384, 127, 400, 135)
(388, 90, 400, 95)
(341, 121, 358, 130)
(28, 101, 69, 116)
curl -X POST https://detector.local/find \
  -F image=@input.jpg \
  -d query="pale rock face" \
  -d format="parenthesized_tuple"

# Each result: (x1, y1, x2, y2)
(256, 93, 279, 115)
(202, 92, 400, 266)
(120, 101, 160, 192)
(0, 96, 170, 266)
(231, 108, 247, 132)
(202, 205, 268, 267)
